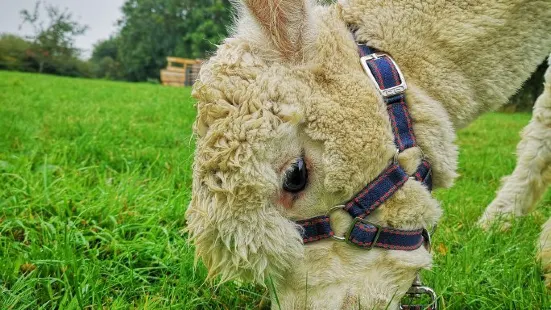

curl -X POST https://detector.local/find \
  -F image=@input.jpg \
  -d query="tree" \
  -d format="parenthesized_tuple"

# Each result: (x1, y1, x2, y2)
(178, 0, 232, 59)
(20, 1, 88, 73)
(91, 37, 124, 80)
(116, 0, 232, 81)
(91, 37, 119, 62)
(90, 36, 125, 80)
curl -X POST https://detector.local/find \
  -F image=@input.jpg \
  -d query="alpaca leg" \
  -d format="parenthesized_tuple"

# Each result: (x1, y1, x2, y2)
(479, 59, 551, 229)
(539, 218, 551, 289)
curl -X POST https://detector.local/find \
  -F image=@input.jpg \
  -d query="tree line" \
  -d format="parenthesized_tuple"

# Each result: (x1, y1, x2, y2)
(0, 0, 546, 110)
(0, 0, 232, 82)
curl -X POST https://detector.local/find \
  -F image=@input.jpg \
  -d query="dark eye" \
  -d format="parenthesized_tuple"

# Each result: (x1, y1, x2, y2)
(283, 157, 308, 193)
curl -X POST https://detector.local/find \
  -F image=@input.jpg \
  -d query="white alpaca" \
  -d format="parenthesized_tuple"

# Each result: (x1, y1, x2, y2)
(480, 61, 551, 225)
(479, 59, 551, 284)
(186, 0, 551, 308)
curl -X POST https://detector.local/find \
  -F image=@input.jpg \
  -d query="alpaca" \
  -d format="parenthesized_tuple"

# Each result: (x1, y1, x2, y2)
(479, 60, 551, 285)
(185, 0, 551, 308)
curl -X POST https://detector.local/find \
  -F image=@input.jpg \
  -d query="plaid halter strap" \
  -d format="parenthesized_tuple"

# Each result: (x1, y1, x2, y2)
(295, 43, 433, 251)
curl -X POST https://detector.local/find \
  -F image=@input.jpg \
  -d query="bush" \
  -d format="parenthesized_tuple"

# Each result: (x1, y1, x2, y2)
(47, 55, 93, 78)
(92, 56, 125, 80)
(0, 34, 33, 71)
(0, 34, 94, 78)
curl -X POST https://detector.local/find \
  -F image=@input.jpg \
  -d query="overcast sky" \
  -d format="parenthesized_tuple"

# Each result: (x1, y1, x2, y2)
(0, 0, 126, 58)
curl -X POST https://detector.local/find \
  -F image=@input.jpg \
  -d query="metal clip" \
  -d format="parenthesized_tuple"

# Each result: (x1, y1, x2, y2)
(400, 274, 438, 310)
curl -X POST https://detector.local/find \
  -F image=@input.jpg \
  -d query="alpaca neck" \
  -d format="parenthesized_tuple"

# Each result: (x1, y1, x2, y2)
(341, 0, 551, 129)
(334, 0, 551, 188)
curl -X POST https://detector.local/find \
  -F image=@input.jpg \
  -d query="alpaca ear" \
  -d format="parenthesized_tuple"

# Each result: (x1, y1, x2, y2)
(242, 0, 308, 60)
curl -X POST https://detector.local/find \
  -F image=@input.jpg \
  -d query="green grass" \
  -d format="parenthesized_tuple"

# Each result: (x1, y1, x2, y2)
(430, 113, 551, 309)
(0, 71, 264, 309)
(0, 71, 549, 309)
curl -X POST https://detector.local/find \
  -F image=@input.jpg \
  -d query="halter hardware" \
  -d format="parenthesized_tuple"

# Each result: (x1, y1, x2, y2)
(327, 205, 347, 241)
(296, 42, 432, 249)
(360, 52, 408, 98)
(328, 204, 382, 250)
(348, 217, 382, 250)
(293, 37, 439, 309)
(401, 274, 438, 310)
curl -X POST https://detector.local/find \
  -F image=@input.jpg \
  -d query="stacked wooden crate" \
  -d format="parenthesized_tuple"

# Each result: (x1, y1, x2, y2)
(160, 57, 202, 87)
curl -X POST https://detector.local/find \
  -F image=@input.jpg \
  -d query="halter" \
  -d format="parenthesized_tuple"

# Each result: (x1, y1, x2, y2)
(293, 41, 438, 309)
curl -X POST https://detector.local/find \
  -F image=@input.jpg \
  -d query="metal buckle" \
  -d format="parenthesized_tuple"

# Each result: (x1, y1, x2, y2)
(326, 206, 381, 249)
(360, 52, 408, 98)
(346, 217, 382, 250)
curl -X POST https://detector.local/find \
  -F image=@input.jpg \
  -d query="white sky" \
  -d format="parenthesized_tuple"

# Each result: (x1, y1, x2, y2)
(0, 0, 126, 58)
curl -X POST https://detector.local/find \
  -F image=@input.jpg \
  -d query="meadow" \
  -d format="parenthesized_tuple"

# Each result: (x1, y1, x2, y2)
(0, 71, 550, 309)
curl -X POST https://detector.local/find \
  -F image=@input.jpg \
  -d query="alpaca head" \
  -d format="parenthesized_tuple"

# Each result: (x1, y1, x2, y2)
(186, 0, 441, 307)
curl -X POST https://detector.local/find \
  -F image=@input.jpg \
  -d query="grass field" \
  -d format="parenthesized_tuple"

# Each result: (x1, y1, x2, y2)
(1, 71, 550, 309)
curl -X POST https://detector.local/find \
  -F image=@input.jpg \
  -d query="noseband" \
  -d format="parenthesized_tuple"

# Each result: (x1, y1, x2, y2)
(293, 38, 438, 309)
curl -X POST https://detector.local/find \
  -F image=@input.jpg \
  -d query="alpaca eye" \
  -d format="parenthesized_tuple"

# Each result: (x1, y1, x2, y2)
(283, 158, 308, 193)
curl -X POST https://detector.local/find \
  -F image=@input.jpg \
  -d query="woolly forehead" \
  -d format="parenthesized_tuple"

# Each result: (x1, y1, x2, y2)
(193, 54, 311, 173)
(193, 48, 395, 204)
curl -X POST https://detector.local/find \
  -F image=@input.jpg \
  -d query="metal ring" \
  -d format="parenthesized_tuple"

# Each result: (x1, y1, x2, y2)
(326, 205, 346, 241)
(422, 228, 432, 253)
(417, 145, 427, 161)
(401, 285, 438, 310)
(331, 234, 347, 241)
(393, 149, 400, 164)
(402, 284, 438, 310)
(326, 204, 345, 216)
